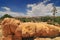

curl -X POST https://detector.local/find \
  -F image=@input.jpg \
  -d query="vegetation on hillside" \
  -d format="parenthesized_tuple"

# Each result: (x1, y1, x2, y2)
(0, 14, 13, 19)
(0, 14, 60, 25)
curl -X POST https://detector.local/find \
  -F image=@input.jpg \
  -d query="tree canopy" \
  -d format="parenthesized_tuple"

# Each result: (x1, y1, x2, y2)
(0, 14, 13, 19)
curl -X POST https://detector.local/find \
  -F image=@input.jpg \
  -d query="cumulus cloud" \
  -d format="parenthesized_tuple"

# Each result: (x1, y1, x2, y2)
(2, 7, 11, 11)
(43, 0, 50, 3)
(0, 7, 25, 17)
(27, 4, 36, 8)
(0, 11, 25, 17)
(0, 0, 60, 17)
(26, 0, 60, 17)
(26, 0, 55, 17)
(55, 7, 60, 16)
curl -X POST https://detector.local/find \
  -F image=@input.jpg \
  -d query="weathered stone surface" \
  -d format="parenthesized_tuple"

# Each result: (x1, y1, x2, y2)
(12, 35, 22, 40)
(1, 18, 21, 40)
(2, 35, 12, 40)
(1, 18, 60, 40)
(16, 22, 60, 37)
(1, 18, 21, 37)
(19, 22, 36, 38)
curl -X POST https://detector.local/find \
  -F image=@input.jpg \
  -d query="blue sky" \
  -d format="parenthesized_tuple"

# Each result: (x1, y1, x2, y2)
(0, 0, 42, 13)
(0, 0, 60, 17)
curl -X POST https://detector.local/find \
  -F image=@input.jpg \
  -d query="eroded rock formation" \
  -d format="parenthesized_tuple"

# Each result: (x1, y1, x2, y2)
(1, 18, 60, 40)
(1, 18, 22, 40)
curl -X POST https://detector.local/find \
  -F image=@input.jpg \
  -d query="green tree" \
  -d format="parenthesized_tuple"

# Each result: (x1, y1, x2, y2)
(0, 14, 13, 19)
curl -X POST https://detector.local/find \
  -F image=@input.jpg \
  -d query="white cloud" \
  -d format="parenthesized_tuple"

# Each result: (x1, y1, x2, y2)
(55, 7, 60, 16)
(0, 11, 25, 17)
(26, 0, 60, 17)
(43, 0, 50, 3)
(27, 0, 53, 17)
(56, 7, 60, 13)
(27, 4, 36, 8)
(0, 0, 60, 17)
(2, 7, 11, 11)
(0, 7, 25, 17)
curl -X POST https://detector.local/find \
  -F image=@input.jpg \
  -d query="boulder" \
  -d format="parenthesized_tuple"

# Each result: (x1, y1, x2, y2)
(16, 22, 60, 37)
(1, 18, 21, 40)
(1, 18, 21, 36)
(16, 22, 36, 38)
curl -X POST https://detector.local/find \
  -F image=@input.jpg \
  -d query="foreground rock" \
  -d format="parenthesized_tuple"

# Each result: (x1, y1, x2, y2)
(1, 18, 60, 40)
(16, 22, 60, 37)
(1, 18, 22, 40)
